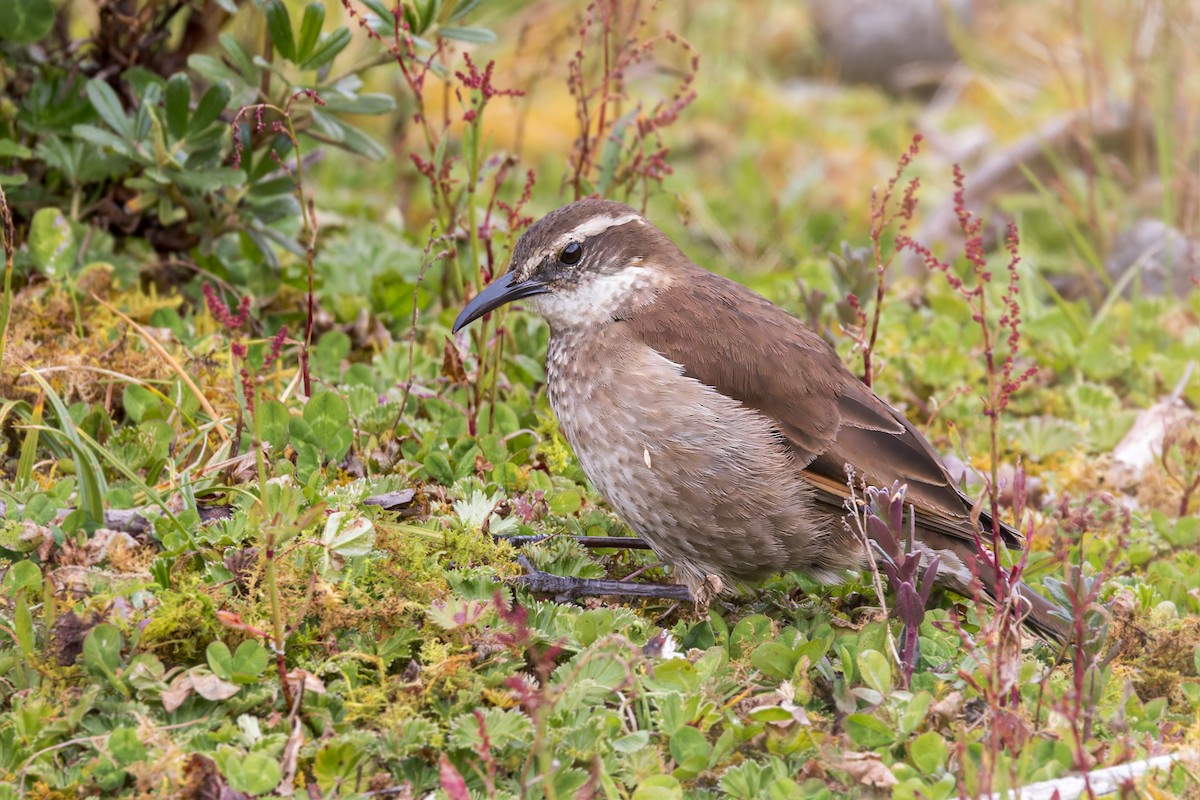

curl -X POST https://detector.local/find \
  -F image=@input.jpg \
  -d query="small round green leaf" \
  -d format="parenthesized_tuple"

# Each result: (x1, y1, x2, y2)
(729, 614, 774, 659)
(423, 452, 454, 485)
(3, 560, 43, 594)
(3, 0, 54, 44)
(631, 775, 682, 800)
(29, 207, 77, 277)
(612, 730, 650, 754)
(226, 751, 281, 795)
(548, 488, 582, 515)
(751, 642, 797, 681)
(858, 648, 893, 695)
(83, 623, 124, 675)
(109, 727, 147, 767)
(206, 640, 234, 681)
(122, 384, 162, 423)
(909, 730, 948, 775)
(304, 391, 352, 462)
(255, 400, 291, 451)
(844, 712, 896, 748)
(667, 724, 710, 767)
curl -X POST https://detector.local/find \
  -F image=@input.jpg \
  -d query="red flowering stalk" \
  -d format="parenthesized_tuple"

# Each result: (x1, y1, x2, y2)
(566, 0, 699, 208)
(203, 283, 252, 330)
(229, 89, 325, 397)
(898, 167, 1038, 542)
(846, 134, 923, 388)
(897, 167, 1046, 796)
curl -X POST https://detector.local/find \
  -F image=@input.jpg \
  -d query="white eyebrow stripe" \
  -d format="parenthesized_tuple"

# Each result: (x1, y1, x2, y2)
(550, 213, 643, 250)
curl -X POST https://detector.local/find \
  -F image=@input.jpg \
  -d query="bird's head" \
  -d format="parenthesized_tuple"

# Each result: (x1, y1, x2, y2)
(452, 198, 679, 334)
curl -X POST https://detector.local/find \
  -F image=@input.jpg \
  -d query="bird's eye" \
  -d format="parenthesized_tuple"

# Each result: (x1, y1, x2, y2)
(559, 241, 583, 265)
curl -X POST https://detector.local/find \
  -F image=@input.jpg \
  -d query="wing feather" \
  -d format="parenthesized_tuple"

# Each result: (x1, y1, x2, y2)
(624, 266, 1022, 549)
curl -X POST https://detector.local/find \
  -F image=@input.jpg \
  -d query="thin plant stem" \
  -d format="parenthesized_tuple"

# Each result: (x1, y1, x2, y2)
(0, 185, 14, 374)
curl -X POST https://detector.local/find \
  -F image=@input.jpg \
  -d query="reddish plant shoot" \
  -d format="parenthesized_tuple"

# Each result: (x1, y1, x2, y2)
(847, 134, 923, 388)
(340, 1, 537, 436)
(566, 0, 699, 207)
(895, 165, 1062, 797)
(898, 165, 1038, 552)
(341, 1, 528, 299)
(229, 90, 326, 397)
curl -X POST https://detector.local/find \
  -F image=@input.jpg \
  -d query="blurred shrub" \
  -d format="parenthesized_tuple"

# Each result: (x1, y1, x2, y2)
(0, 0, 460, 287)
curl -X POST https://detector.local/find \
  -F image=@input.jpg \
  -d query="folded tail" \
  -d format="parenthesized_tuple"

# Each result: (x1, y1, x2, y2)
(915, 526, 1070, 647)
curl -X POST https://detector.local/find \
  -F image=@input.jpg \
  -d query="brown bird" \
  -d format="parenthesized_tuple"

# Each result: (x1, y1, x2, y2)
(454, 198, 1068, 644)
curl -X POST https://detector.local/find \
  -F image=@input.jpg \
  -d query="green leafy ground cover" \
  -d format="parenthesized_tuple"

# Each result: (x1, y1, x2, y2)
(1, 0, 1199, 797)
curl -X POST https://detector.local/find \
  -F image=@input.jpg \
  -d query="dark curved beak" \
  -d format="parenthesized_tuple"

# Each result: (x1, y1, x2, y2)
(452, 272, 549, 332)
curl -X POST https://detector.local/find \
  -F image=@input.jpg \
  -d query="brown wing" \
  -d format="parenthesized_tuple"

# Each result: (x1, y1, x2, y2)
(624, 266, 1022, 549)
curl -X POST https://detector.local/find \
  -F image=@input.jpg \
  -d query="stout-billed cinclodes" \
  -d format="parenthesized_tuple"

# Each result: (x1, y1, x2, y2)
(453, 198, 1067, 643)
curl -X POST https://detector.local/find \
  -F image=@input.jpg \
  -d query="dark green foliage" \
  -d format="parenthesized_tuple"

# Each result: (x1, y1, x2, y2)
(0, 0, 392, 283)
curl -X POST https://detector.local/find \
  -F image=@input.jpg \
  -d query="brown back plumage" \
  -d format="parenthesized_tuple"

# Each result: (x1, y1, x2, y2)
(624, 266, 1019, 547)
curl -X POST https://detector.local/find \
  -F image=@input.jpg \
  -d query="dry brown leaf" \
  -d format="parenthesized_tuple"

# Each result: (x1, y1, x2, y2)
(162, 672, 195, 713)
(1107, 397, 1193, 489)
(163, 668, 239, 711)
(191, 671, 240, 702)
(57, 528, 139, 567)
(285, 668, 326, 696)
(838, 752, 897, 788)
(20, 520, 55, 562)
(179, 752, 251, 800)
(930, 690, 963, 720)
(277, 717, 303, 797)
(442, 336, 467, 383)
(52, 609, 101, 666)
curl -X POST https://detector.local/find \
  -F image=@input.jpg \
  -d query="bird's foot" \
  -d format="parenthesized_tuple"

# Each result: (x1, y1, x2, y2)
(690, 574, 724, 615)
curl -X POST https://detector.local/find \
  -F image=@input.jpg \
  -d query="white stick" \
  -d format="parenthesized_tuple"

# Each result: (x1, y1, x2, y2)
(996, 753, 1183, 800)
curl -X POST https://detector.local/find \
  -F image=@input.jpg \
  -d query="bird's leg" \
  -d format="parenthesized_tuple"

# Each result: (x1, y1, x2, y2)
(513, 554, 692, 603)
(497, 533, 653, 550)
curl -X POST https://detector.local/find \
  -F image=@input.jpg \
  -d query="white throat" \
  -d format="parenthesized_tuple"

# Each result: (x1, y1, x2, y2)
(531, 265, 659, 332)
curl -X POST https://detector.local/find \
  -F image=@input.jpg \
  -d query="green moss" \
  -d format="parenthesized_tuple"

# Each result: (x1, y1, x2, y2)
(439, 526, 516, 573)
(1139, 618, 1200, 677)
(139, 585, 223, 665)
(534, 411, 574, 476)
